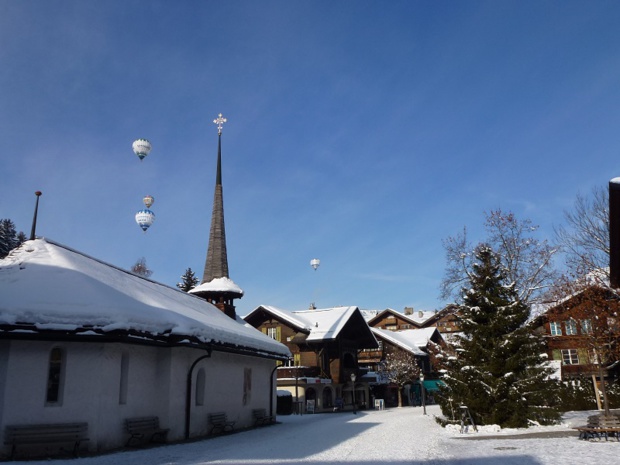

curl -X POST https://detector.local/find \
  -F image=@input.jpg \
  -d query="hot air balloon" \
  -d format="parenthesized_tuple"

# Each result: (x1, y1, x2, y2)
(135, 209, 155, 232)
(132, 139, 152, 161)
(143, 195, 154, 209)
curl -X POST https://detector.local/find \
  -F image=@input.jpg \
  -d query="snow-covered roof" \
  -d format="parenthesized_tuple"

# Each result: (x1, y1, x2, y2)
(371, 327, 427, 356)
(395, 327, 440, 348)
(293, 306, 361, 342)
(246, 305, 377, 344)
(359, 309, 381, 321)
(406, 310, 439, 325)
(189, 276, 244, 296)
(0, 238, 289, 359)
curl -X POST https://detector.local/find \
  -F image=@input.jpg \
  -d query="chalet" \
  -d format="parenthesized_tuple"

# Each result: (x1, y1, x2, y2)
(535, 286, 620, 382)
(424, 304, 462, 335)
(366, 306, 462, 335)
(243, 305, 378, 413)
(366, 308, 422, 331)
(358, 326, 445, 407)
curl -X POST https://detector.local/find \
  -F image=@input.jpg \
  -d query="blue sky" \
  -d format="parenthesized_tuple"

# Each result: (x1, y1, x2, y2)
(2, 1, 620, 315)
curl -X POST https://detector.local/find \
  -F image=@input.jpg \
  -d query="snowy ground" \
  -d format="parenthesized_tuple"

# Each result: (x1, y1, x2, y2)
(4, 406, 617, 465)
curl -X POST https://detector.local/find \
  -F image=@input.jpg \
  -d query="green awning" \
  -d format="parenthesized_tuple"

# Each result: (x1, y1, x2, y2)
(423, 380, 443, 392)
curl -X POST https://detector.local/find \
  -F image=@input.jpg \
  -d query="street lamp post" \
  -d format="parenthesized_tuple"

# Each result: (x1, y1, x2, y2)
(351, 373, 357, 414)
(420, 373, 427, 415)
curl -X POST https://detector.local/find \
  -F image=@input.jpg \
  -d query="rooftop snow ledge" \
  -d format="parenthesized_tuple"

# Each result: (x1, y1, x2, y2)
(190, 277, 244, 295)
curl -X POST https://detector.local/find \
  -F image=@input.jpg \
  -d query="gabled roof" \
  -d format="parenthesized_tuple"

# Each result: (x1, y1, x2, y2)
(396, 327, 442, 348)
(246, 305, 312, 333)
(245, 305, 378, 347)
(371, 327, 427, 356)
(0, 239, 288, 359)
(367, 308, 422, 327)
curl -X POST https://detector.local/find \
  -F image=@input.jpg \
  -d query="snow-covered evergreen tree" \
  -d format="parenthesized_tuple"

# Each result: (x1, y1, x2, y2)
(0, 219, 24, 258)
(438, 244, 561, 428)
(177, 267, 199, 292)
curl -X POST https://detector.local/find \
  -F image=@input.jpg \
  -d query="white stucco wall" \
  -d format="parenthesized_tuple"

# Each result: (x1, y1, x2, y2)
(0, 339, 278, 457)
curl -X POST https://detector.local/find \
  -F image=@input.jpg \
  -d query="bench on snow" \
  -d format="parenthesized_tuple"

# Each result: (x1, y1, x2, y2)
(125, 416, 169, 447)
(573, 414, 620, 442)
(252, 408, 275, 426)
(208, 412, 235, 434)
(4, 422, 89, 459)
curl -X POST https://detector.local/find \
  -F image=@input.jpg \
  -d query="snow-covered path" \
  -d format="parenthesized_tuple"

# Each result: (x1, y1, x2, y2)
(5, 406, 618, 465)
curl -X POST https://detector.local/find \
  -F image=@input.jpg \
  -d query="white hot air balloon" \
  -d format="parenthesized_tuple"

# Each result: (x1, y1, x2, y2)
(132, 139, 152, 161)
(135, 209, 155, 232)
(143, 195, 154, 209)
(310, 258, 320, 271)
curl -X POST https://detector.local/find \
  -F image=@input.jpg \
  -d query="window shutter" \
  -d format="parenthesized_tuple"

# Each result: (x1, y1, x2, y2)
(276, 326, 281, 342)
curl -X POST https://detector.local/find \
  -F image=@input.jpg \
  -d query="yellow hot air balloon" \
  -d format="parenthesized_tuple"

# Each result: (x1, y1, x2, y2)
(143, 195, 154, 209)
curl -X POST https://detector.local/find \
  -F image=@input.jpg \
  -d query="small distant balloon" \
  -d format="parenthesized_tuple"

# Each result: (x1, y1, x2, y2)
(310, 258, 320, 271)
(143, 195, 154, 209)
(135, 209, 155, 232)
(132, 139, 152, 161)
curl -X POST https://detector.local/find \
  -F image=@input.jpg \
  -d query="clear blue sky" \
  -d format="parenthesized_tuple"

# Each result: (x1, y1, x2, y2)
(2, 1, 620, 315)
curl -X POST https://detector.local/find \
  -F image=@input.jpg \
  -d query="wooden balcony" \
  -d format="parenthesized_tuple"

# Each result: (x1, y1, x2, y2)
(277, 366, 321, 379)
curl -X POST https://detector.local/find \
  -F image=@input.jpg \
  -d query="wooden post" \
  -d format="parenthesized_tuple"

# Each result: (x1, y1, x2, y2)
(592, 374, 602, 411)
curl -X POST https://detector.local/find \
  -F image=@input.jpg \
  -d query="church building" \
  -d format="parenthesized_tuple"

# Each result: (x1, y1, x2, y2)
(0, 115, 289, 458)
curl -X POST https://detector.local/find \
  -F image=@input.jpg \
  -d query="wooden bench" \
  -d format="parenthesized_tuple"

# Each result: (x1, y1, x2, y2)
(125, 416, 169, 447)
(574, 414, 620, 442)
(4, 422, 89, 459)
(252, 408, 275, 426)
(208, 412, 235, 434)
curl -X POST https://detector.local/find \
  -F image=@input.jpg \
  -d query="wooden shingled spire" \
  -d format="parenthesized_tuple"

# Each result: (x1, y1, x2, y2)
(190, 114, 243, 319)
(202, 114, 229, 283)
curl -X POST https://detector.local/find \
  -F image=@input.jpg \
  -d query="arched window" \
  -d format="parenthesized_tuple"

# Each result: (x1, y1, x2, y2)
(46, 348, 64, 404)
(195, 368, 206, 406)
(322, 387, 333, 408)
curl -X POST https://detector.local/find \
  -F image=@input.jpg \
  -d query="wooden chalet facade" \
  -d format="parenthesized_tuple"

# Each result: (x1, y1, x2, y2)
(367, 306, 462, 335)
(360, 308, 447, 407)
(367, 308, 422, 331)
(243, 305, 378, 413)
(536, 286, 620, 381)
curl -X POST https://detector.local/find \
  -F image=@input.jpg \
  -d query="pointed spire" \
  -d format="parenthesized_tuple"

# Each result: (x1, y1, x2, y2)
(202, 128, 228, 283)
(190, 114, 243, 319)
(202, 115, 229, 282)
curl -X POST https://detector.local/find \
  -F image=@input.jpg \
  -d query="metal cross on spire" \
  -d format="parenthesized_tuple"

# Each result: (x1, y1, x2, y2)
(213, 113, 227, 135)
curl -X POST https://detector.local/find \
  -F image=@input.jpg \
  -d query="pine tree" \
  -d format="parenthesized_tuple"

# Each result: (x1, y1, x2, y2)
(0, 219, 23, 259)
(438, 244, 562, 428)
(177, 267, 199, 292)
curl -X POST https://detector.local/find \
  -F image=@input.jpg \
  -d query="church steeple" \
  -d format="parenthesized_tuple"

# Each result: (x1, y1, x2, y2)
(189, 113, 243, 319)
(203, 114, 229, 282)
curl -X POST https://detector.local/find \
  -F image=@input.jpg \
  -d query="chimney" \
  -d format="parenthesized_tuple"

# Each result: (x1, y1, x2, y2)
(404, 307, 413, 315)
(610, 178, 620, 288)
